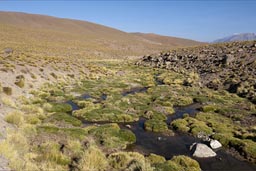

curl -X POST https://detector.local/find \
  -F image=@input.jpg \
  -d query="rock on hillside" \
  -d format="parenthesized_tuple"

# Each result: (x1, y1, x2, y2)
(137, 41, 256, 103)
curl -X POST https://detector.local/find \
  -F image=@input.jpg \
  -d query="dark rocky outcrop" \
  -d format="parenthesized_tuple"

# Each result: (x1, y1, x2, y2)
(136, 41, 256, 103)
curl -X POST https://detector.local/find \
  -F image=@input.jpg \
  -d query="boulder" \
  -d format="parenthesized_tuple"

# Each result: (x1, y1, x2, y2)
(223, 54, 234, 65)
(4, 48, 13, 54)
(210, 140, 222, 149)
(190, 143, 216, 158)
(125, 124, 131, 129)
(3, 48, 13, 58)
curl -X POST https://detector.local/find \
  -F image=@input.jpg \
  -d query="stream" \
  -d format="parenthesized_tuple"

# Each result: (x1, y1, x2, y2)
(121, 108, 256, 171)
(66, 87, 256, 171)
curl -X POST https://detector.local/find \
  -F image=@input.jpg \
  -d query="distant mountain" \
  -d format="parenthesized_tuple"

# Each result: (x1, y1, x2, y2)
(213, 33, 256, 43)
(0, 11, 204, 58)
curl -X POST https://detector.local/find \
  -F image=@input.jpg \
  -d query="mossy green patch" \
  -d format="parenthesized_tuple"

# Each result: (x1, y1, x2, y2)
(147, 153, 166, 164)
(171, 116, 212, 136)
(37, 125, 87, 140)
(171, 119, 190, 133)
(143, 111, 167, 120)
(201, 105, 218, 112)
(45, 113, 82, 127)
(87, 123, 136, 149)
(45, 103, 72, 113)
(73, 107, 138, 122)
(171, 155, 201, 171)
(144, 119, 168, 133)
(153, 155, 201, 171)
(195, 112, 236, 134)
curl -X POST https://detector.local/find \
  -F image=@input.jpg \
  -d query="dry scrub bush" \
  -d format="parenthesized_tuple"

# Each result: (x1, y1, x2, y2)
(5, 111, 24, 126)
(78, 146, 108, 171)
(0, 130, 30, 171)
(1, 96, 16, 108)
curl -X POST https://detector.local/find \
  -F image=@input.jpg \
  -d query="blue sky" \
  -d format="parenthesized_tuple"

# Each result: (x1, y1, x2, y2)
(0, 0, 255, 42)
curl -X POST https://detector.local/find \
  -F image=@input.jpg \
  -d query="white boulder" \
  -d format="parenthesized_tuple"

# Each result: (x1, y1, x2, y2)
(210, 140, 222, 149)
(190, 143, 217, 158)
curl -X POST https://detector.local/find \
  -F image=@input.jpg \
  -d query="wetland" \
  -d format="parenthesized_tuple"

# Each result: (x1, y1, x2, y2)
(1, 60, 256, 171)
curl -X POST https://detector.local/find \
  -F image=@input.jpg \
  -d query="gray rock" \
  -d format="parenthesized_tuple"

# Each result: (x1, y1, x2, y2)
(238, 48, 244, 52)
(3, 48, 13, 58)
(223, 54, 234, 65)
(125, 124, 131, 129)
(210, 139, 222, 149)
(190, 143, 217, 158)
(4, 48, 13, 54)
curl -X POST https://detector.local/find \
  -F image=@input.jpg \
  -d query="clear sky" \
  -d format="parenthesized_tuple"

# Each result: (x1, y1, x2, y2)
(0, 0, 255, 42)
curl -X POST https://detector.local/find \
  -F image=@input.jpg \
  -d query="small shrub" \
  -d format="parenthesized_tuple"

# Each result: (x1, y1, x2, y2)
(164, 106, 175, 114)
(175, 96, 194, 106)
(147, 153, 166, 164)
(1, 96, 16, 108)
(201, 105, 218, 112)
(171, 155, 201, 171)
(144, 111, 167, 120)
(25, 115, 41, 124)
(108, 152, 153, 171)
(171, 119, 190, 133)
(30, 73, 37, 79)
(0, 130, 30, 171)
(5, 111, 24, 126)
(78, 146, 108, 171)
(21, 105, 44, 115)
(50, 72, 58, 79)
(3, 87, 12, 95)
(243, 140, 256, 160)
(15, 75, 25, 88)
(183, 113, 189, 118)
(153, 155, 201, 171)
(154, 160, 181, 171)
(65, 139, 83, 157)
(37, 142, 71, 166)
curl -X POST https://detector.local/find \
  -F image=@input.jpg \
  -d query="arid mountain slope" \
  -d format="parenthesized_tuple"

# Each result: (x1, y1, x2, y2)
(0, 11, 204, 58)
(137, 41, 256, 103)
(132, 32, 204, 47)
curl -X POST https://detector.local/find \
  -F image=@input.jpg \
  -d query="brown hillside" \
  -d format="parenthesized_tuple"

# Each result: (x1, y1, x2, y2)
(131, 32, 205, 47)
(0, 11, 204, 58)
